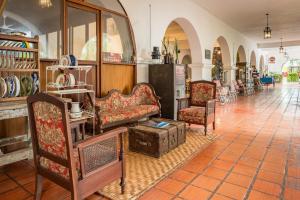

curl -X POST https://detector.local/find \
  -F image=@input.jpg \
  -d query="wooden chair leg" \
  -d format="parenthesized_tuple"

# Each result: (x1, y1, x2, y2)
(213, 122, 216, 130)
(204, 125, 207, 136)
(34, 174, 43, 200)
(120, 176, 125, 194)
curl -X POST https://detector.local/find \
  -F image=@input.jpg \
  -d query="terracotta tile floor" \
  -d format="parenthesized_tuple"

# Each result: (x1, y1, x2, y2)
(1, 84, 300, 200)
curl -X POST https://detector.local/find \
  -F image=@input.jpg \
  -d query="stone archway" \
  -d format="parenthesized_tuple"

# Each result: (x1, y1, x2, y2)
(212, 36, 231, 83)
(163, 18, 203, 80)
(250, 51, 256, 67)
(237, 45, 246, 63)
(259, 55, 265, 73)
(236, 45, 247, 82)
(216, 36, 231, 68)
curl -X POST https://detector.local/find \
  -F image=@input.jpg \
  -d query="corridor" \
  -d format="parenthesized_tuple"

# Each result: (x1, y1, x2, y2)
(141, 84, 300, 200)
(0, 84, 300, 200)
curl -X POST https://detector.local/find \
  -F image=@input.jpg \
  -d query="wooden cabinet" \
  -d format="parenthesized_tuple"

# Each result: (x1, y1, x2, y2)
(149, 64, 186, 120)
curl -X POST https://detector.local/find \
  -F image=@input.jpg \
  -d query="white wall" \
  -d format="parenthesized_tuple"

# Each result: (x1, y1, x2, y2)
(120, 0, 259, 83)
(260, 46, 300, 74)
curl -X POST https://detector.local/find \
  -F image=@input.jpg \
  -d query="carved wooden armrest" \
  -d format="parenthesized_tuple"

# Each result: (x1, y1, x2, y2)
(206, 99, 216, 115)
(76, 127, 127, 178)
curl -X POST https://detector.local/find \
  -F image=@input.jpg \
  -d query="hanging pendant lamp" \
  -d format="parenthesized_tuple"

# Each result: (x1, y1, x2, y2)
(264, 13, 272, 39)
(279, 38, 284, 54)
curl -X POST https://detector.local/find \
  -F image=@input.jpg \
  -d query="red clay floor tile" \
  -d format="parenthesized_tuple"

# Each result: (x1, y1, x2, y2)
(248, 190, 279, 200)
(179, 185, 212, 200)
(216, 182, 247, 200)
(155, 178, 186, 195)
(139, 188, 173, 200)
(252, 179, 282, 197)
(225, 172, 253, 188)
(191, 175, 221, 191)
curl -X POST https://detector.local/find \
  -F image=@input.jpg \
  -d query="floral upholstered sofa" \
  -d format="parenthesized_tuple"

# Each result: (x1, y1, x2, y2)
(85, 83, 161, 132)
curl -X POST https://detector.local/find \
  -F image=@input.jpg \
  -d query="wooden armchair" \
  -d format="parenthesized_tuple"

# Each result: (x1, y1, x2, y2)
(27, 93, 126, 200)
(177, 80, 216, 135)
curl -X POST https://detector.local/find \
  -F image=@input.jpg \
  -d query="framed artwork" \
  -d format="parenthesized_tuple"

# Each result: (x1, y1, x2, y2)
(205, 49, 211, 59)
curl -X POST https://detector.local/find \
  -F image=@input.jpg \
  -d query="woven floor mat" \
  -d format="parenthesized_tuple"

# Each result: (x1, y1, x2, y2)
(99, 127, 217, 200)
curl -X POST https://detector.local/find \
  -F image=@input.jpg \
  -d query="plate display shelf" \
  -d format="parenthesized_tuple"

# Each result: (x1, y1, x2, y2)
(0, 34, 40, 166)
(46, 65, 96, 135)
(0, 33, 40, 102)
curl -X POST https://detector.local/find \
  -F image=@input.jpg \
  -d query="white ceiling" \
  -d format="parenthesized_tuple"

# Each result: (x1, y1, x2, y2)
(191, 0, 300, 46)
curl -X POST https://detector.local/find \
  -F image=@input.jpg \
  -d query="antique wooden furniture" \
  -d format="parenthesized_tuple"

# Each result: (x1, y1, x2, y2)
(177, 80, 216, 135)
(0, 102, 32, 166)
(0, 33, 40, 165)
(152, 118, 186, 146)
(2, 0, 137, 97)
(149, 64, 186, 119)
(0, 34, 40, 102)
(84, 83, 161, 133)
(27, 93, 126, 200)
(129, 118, 186, 158)
(46, 65, 96, 136)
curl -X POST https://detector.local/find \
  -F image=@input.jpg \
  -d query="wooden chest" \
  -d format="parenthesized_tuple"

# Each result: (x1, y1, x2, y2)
(128, 125, 169, 158)
(153, 118, 186, 146)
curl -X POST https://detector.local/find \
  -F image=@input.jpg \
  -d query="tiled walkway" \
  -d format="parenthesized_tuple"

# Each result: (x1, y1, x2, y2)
(1, 84, 300, 200)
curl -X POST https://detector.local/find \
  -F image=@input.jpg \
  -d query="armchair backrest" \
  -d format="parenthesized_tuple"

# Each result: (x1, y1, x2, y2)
(27, 93, 77, 188)
(190, 81, 216, 106)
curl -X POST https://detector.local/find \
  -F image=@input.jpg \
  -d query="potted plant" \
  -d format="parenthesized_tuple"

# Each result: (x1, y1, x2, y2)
(174, 38, 180, 64)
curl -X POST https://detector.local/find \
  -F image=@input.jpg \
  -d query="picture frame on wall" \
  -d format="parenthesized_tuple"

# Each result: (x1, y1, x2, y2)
(205, 49, 211, 59)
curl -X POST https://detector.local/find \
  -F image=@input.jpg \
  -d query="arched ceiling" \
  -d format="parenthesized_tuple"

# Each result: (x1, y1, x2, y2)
(250, 51, 256, 66)
(164, 21, 190, 50)
(237, 45, 246, 62)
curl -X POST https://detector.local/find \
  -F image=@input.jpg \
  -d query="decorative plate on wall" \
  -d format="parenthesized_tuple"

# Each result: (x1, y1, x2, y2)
(20, 75, 33, 96)
(5, 76, 15, 97)
(0, 77, 7, 98)
(13, 75, 20, 97)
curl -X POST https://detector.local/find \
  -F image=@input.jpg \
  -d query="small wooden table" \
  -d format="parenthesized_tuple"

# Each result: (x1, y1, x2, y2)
(70, 112, 94, 142)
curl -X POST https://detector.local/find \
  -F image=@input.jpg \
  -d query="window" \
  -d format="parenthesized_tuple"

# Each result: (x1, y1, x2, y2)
(1, 0, 62, 59)
(102, 12, 133, 64)
(87, 0, 125, 15)
(67, 7, 97, 61)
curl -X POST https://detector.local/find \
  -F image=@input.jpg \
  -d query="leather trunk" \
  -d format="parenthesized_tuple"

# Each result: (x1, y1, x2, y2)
(153, 118, 186, 146)
(128, 125, 169, 158)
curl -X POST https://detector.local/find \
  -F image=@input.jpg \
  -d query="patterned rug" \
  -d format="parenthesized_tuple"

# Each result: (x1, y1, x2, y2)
(99, 128, 217, 200)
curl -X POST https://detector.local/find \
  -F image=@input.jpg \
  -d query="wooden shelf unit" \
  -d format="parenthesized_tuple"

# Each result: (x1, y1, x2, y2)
(0, 34, 40, 102)
(0, 34, 40, 166)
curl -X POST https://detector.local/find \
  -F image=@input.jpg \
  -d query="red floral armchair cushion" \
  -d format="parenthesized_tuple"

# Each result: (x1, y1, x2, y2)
(40, 150, 81, 179)
(191, 83, 215, 105)
(178, 107, 206, 125)
(33, 102, 67, 159)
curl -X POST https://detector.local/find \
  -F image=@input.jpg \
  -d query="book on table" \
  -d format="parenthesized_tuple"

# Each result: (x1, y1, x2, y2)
(142, 120, 170, 128)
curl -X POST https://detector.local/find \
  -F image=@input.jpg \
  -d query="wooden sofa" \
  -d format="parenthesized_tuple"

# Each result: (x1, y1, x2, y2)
(85, 83, 161, 133)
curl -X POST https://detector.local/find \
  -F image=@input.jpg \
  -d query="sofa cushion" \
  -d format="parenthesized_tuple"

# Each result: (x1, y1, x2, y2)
(178, 107, 206, 125)
(100, 105, 159, 126)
